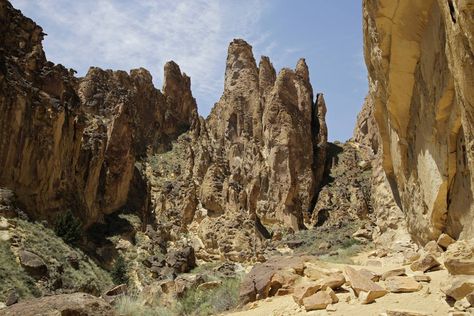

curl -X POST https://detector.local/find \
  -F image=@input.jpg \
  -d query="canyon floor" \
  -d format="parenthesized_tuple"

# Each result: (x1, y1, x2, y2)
(227, 252, 452, 316)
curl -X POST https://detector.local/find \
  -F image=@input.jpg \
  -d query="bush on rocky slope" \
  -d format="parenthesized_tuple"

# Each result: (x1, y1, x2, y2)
(1, 217, 113, 302)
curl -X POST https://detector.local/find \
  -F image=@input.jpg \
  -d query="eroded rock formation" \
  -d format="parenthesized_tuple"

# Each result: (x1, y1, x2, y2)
(360, 0, 474, 243)
(146, 39, 328, 262)
(0, 0, 197, 226)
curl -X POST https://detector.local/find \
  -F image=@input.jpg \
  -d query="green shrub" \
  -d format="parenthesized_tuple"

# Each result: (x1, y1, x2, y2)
(176, 278, 241, 316)
(54, 210, 82, 244)
(115, 293, 173, 316)
(111, 255, 129, 285)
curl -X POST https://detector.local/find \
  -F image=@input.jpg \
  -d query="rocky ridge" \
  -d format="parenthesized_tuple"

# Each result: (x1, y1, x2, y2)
(0, 0, 198, 227)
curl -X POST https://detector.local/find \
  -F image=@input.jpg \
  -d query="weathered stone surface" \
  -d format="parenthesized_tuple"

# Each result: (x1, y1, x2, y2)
(4, 289, 18, 307)
(381, 268, 406, 281)
(302, 291, 332, 311)
(292, 282, 322, 306)
(2, 293, 115, 316)
(361, 0, 474, 243)
(444, 240, 474, 275)
(0, 0, 197, 228)
(239, 256, 307, 303)
(413, 274, 431, 283)
(441, 275, 474, 301)
(344, 266, 387, 299)
(410, 253, 440, 272)
(101, 284, 127, 305)
(18, 250, 47, 279)
(316, 273, 346, 290)
(438, 233, 456, 249)
(424, 240, 443, 257)
(385, 276, 422, 293)
(358, 268, 380, 282)
(385, 310, 430, 316)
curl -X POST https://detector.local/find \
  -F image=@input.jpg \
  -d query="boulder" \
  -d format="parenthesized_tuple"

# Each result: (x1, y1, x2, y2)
(438, 234, 456, 249)
(18, 250, 48, 279)
(1, 293, 115, 316)
(324, 287, 339, 303)
(466, 292, 474, 306)
(239, 256, 306, 303)
(424, 241, 443, 257)
(381, 268, 406, 281)
(359, 268, 380, 282)
(174, 274, 206, 297)
(102, 284, 127, 305)
(385, 276, 422, 293)
(4, 289, 18, 307)
(442, 276, 474, 301)
(303, 291, 332, 311)
(165, 246, 196, 274)
(359, 290, 385, 304)
(444, 240, 474, 275)
(292, 282, 322, 305)
(410, 254, 440, 272)
(316, 273, 346, 290)
(344, 266, 387, 301)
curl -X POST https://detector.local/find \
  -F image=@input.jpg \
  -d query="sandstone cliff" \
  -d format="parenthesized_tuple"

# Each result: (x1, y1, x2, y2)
(0, 0, 197, 227)
(360, 0, 474, 243)
(145, 39, 328, 262)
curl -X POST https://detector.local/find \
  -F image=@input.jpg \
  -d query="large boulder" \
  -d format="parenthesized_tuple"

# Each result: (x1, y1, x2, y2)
(410, 253, 440, 272)
(18, 250, 48, 279)
(239, 256, 307, 303)
(441, 275, 474, 301)
(444, 240, 474, 275)
(344, 266, 387, 303)
(384, 276, 422, 293)
(2, 293, 115, 316)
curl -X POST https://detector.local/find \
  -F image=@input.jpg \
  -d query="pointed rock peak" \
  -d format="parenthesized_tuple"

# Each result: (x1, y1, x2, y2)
(130, 67, 153, 87)
(259, 56, 276, 93)
(316, 93, 327, 116)
(163, 60, 191, 95)
(224, 38, 258, 91)
(228, 38, 253, 53)
(295, 58, 310, 81)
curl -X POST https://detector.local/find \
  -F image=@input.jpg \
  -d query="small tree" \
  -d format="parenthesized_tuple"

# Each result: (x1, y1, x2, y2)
(54, 210, 82, 244)
(111, 255, 128, 285)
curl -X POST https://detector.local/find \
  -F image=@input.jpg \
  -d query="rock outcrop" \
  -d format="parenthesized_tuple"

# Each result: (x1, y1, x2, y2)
(359, 0, 474, 243)
(0, 0, 197, 226)
(1, 292, 115, 316)
(145, 39, 328, 262)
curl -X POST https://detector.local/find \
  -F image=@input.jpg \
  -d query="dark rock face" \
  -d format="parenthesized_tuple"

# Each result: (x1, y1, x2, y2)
(0, 0, 197, 227)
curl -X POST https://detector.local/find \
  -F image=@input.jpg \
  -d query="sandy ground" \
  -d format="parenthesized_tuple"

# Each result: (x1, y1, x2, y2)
(226, 253, 453, 316)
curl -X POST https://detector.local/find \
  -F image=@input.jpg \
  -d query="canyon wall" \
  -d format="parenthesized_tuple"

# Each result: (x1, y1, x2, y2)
(0, 0, 197, 226)
(0, 0, 328, 256)
(360, 0, 474, 243)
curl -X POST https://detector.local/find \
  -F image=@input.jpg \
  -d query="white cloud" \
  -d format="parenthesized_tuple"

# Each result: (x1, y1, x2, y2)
(11, 0, 271, 115)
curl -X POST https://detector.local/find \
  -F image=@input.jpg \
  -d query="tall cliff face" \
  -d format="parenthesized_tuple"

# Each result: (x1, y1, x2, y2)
(0, 0, 197, 226)
(361, 0, 474, 243)
(147, 39, 328, 262)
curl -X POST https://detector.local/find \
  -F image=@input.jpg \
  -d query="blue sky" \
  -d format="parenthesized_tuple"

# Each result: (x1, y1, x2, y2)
(11, 0, 367, 141)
